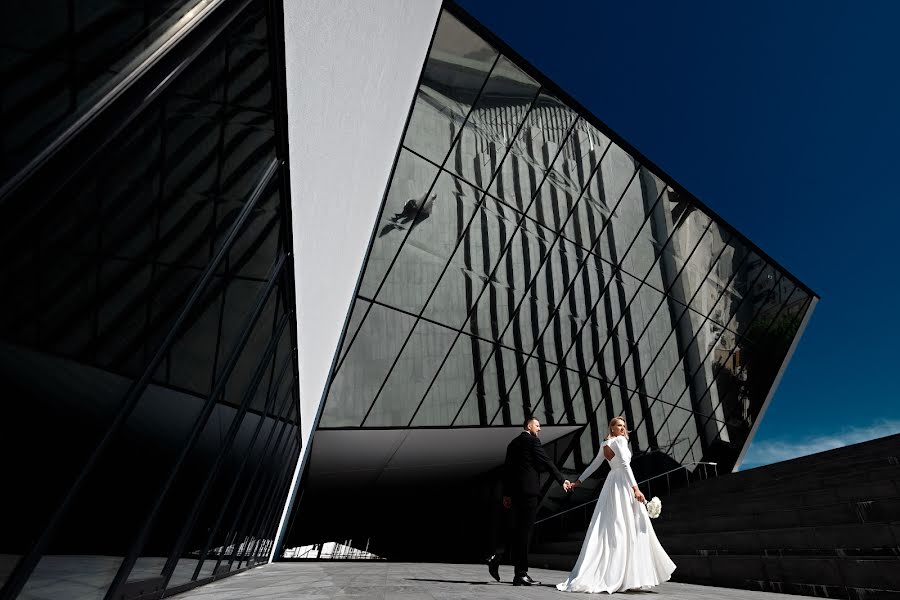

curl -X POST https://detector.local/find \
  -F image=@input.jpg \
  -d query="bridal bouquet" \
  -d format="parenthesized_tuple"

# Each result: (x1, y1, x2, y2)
(646, 496, 662, 519)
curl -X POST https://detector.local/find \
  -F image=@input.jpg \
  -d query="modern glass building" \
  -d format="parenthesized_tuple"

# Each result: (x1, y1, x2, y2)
(0, 1, 816, 598)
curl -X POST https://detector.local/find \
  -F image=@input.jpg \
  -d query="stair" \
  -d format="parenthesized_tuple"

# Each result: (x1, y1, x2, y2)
(531, 433, 900, 599)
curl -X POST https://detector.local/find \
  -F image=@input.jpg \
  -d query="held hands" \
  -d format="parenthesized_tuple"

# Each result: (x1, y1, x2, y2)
(502, 496, 512, 509)
(562, 479, 581, 492)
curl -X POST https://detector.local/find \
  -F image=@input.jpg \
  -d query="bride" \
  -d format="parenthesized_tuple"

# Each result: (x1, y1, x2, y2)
(556, 417, 676, 593)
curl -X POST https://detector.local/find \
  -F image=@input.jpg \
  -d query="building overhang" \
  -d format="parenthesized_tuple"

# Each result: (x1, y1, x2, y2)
(308, 425, 583, 490)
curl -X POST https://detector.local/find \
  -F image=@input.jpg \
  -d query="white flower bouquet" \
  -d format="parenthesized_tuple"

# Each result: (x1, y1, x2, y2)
(646, 496, 662, 519)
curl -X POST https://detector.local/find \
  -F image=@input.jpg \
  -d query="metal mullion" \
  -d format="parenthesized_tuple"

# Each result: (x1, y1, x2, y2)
(103, 253, 287, 600)
(241, 439, 298, 566)
(1, 0, 253, 206)
(1, 157, 279, 600)
(226, 428, 297, 571)
(644, 269, 793, 448)
(444, 115, 597, 426)
(560, 137, 598, 433)
(586, 225, 736, 433)
(356, 84, 546, 426)
(528, 147, 568, 423)
(623, 249, 765, 448)
(235, 429, 298, 568)
(524, 212, 716, 426)
(545, 149, 585, 423)
(159, 312, 292, 588)
(191, 374, 295, 581)
(357, 293, 577, 374)
(476, 156, 649, 426)
(213, 398, 298, 575)
(207, 21, 231, 394)
(443, 2, 817, 303)
(681, 294, 812, 466)
(402, 114, 584, 427)
(486, 164, 664, 426)
(248, 439, 300, 566)
(332, 52, 503, 379)
(256, 449, 300, 561)
(669, 291, 812, 464)
(560, 225, 747, 343)
(491, 193, 662, 423)
(563, 218, 718, 428)
(420, 116, 590, 426)
(402, 144, 559, 236)
(578, 149, 613, 445)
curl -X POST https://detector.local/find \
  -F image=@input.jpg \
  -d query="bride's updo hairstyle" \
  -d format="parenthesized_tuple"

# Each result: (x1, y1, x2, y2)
(604, 416, 631, 440)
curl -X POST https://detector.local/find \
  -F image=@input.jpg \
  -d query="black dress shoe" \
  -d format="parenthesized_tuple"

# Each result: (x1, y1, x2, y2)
(486, 554, 500, 582)
(513, 574, 540, 586)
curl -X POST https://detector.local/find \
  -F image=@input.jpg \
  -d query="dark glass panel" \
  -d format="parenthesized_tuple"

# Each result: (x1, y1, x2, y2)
(422, 193, 542, 332)
(196, 390, 295, 581)
(409, 332, 493, 426)
(1, 1, 293, 597)
(443, 55, 540, 187)
(0, 0, 206, 181)
(357, 149, 441, 300)
(488, 93, 577, 206)
(374, 168, 484, 316)
(560, 141, 637, 248)
(128, 301, 284, 589)
(402, 10, 498, 165)
(320, 303, 417, 427)
(364, 318, 461, 427)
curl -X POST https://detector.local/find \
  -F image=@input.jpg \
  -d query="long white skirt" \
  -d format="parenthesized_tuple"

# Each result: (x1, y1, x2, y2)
(556, 469, 676, 593)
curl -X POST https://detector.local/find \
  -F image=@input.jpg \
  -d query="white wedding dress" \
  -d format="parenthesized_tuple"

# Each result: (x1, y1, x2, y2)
(556, 435, 676, 593)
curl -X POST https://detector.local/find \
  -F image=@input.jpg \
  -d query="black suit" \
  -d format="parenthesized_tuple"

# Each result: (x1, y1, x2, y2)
(499, 432, 566, 576)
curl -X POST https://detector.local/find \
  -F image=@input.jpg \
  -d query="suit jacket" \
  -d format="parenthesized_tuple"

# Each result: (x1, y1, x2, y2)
(502, 431, 565, 498)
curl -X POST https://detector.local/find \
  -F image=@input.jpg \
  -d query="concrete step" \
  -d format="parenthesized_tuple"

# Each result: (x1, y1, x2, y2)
(658, 521, 900, 557)
(669, 452, 898, 498)
(669, 554, 900, 595)
(661, 459, 900, 504)
(653, 496, 900, 534)
(658, 477, 900, 521)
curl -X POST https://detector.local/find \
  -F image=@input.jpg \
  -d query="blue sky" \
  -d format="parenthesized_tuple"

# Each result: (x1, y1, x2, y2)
(457, 0, 900, 468)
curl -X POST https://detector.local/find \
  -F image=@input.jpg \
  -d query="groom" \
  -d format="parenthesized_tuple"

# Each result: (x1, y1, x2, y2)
(488, 416, 572, 586)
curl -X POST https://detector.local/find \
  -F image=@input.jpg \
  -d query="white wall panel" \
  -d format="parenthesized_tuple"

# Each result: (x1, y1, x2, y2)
(273, 0, 441, 554)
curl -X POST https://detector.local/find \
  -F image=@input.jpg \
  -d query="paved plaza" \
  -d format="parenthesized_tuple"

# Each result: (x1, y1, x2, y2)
(172, 562, 815, 600)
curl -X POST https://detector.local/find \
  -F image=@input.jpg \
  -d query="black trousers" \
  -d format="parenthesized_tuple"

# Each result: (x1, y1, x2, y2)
(511, 496, 540, 576)
(490, 495, 539, 577)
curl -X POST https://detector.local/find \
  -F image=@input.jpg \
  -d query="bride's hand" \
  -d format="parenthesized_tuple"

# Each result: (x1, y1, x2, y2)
(633, 489, 646, 503)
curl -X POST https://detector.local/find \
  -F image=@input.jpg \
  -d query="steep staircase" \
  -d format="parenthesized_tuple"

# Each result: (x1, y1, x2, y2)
(532, 433, 900, 599)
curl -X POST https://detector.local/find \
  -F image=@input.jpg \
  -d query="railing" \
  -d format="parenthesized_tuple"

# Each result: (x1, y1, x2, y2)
(534, 461, 718, 528)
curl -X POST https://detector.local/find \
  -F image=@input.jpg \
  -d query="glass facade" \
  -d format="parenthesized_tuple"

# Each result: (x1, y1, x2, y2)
(315, 6, 814, 520)
(0, 1, 301, 599)
(0, 0, 816, 588)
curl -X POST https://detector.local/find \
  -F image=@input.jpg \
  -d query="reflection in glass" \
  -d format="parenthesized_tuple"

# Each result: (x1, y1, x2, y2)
(403, 12, 498, 166)
(0, 0, 208, 182)
(311, 6, 816, 558)
(443, 56, 540, 187)
(1, 1, 300, 598)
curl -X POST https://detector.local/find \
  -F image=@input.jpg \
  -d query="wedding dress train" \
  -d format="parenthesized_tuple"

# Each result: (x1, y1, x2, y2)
(556, 435, 676, 593)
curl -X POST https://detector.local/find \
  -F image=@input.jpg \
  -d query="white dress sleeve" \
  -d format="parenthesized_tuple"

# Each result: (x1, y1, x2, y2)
(614, 436, 639, 488)
(577, 441, 608, 481)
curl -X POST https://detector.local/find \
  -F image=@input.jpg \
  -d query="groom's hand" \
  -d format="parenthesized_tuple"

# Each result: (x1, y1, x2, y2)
(502, 496, 512, 509)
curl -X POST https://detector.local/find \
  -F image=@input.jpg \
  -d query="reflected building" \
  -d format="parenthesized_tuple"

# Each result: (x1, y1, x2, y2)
(0, 1, 816, 598)
(283, 4, 816, 563)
